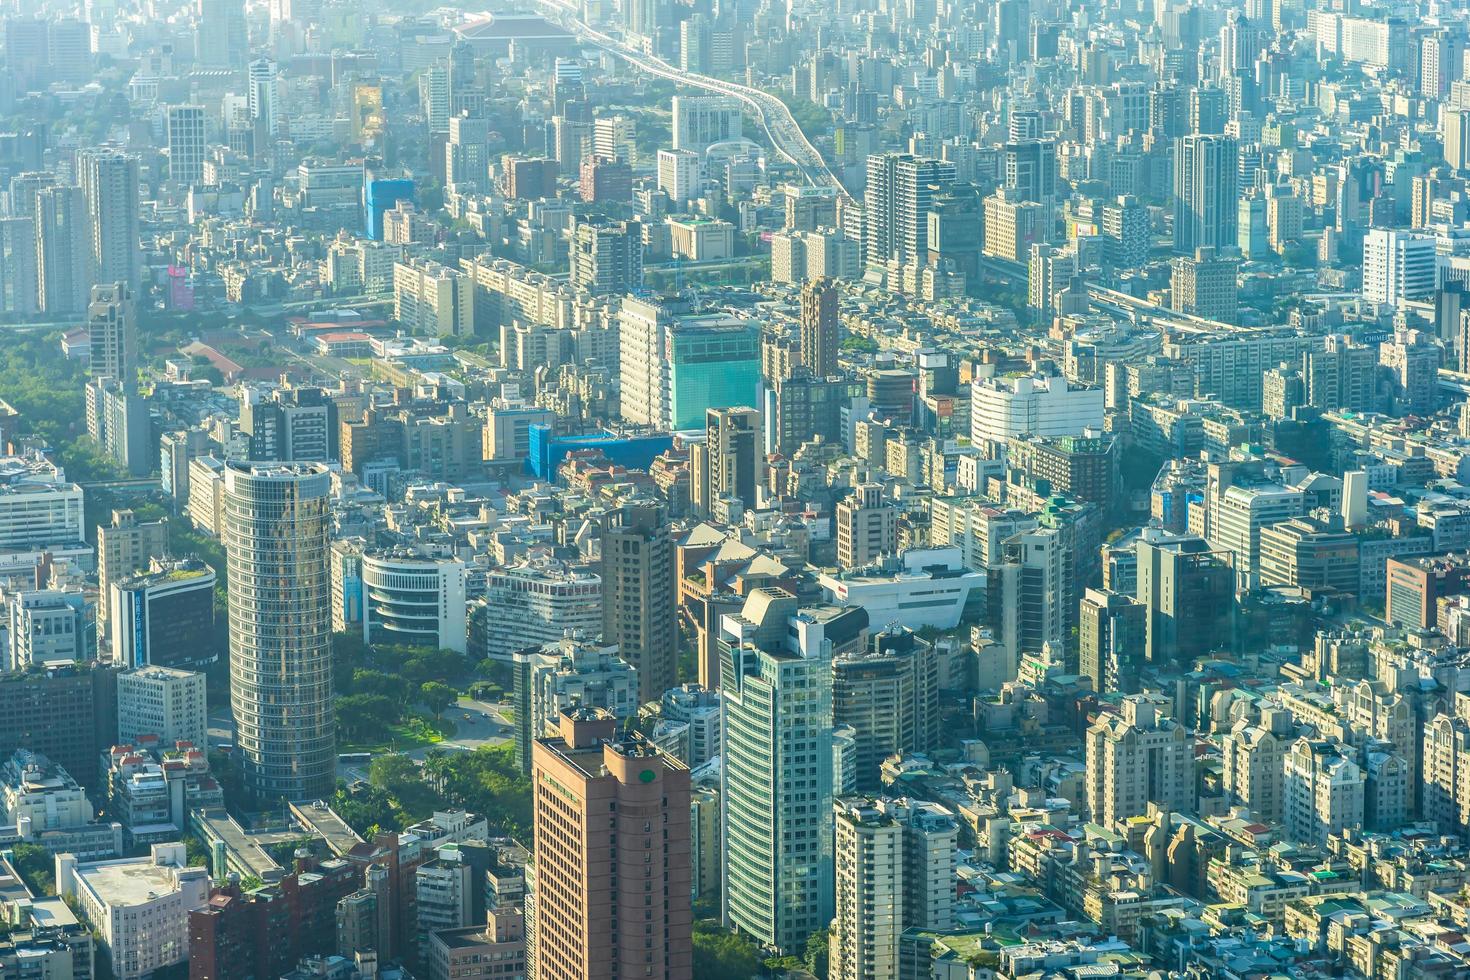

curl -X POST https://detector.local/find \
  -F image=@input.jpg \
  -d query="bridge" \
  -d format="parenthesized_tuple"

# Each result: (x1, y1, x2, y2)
(531, 0, 853, 204)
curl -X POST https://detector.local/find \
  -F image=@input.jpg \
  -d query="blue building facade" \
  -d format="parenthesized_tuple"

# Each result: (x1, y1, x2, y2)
(528, 426, 674, 481)
(364, 176, 415, 240)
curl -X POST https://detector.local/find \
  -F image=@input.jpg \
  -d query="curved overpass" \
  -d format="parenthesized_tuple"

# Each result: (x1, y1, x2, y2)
(531, 0, 853, 203)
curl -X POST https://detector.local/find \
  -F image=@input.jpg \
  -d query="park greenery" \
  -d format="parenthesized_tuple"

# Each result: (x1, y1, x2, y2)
(331, 745, 532, 841)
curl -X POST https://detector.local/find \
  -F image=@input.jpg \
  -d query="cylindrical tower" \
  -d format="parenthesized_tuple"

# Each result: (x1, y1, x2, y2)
(224, 461, 335, 800)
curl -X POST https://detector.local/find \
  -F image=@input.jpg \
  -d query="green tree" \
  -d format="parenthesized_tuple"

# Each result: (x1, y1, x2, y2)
(804, 928, 830, 978)
(419, 681, 457, 716)
(10, 843, 54, 895)
(336, 693, 401, 743)
(691, 921, 760, 980)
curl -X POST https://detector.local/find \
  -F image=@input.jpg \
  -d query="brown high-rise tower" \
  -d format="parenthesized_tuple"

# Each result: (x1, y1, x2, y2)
(800, 277, 840, 378)
(529, 708, 692, 980)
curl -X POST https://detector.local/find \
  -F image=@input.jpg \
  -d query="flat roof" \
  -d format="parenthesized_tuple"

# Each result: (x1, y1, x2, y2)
(76, 861, 181, 907)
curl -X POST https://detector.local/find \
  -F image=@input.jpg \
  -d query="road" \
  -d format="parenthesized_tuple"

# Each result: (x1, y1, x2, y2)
(532, 0, 852, 203)
(404, 698, 513, 762)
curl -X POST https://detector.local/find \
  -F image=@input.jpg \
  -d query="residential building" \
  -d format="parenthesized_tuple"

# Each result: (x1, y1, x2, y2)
(116, 665, 208, 750)
(1085, 697, 1193, 829)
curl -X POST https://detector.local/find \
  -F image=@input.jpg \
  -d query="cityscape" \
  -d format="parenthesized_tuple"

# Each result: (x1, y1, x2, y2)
(4, 0, 1470, 979)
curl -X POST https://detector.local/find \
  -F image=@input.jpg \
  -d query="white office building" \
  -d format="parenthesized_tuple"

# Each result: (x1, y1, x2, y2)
(116, 666, 208, 751)
(1362, 228, 1435, 307)
(57, 843, 210, 980)
(817, 547, 985, 633)
(481, 556, 602, 661)
(969, 373, 1104, 447)
(361, 550, 468, 653)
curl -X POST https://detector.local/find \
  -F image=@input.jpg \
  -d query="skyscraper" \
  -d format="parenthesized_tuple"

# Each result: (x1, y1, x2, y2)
(248, 60, 280, 141)
(569, 217, 643, 295)
(529, 709, 692, 980)
(224, 462, 335, 800)
(694, 406, 760, 516)
(799, 277, 839, 378)
(721, 593, 860, 954)
(88, 282, 135, 383)
(0, 216, 37, 315)
(1172, 134, 1238, 255)
(197, 0, 248, 69)
(78, 149, 141, 290)
(166, 105, 207, 184)
(35, 184, 91, 314)
(600, 503, 677, 703)
(863, 153, 956, 268)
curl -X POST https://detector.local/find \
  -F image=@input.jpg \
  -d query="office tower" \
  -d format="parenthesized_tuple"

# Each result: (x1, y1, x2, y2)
(197, 0, 248, 69)
(721, 594, 858, 954)
(239, 386, 334, 461)
(836, 483, 896, 569)
(616, 298, 762, 430)
(248, 60, 280, 140)
(578, 155, 633, 203)
(88, 282, 135, 382)
(799, 278, 839, 377)
(361, 552, 468, 653)
(1135, 530, 1236, 666)
(1085, 696, 1193, 827)
(0, 662, 116, 792)
(1002, 139, 1057, 207)
(78, 149, 140, 289)
(1363, 228, 1436, 306)
(831, 633, 939, 792)
(600, 503, 676, 704)
(1078, 588, 1146, 695)
(116, 665, 208, 749)
(166, 106, 207, 184)
(1172, 134, 1238, 254)
(3, 589, 92, 669)
(96, 506, 169, 642)
(829, 798, 957, 980)
(110, 561, 216, 671)
(419, 63, 451, 135)
(569, 217, 643, 295)
(1446, 109, 1470, 173)
(863, 153, 956, 267)
(0, 216, 36, 315)
(551, 115, 593, 173)
(223, 462, 335, 800)
(657, 148, 700, 206)
(1187, 85, 1227, 134)
(969, 373, 1104, 447)
(1169, 246, 1238, 323)
(364, 175, 415, 240)
(446, 113, 490, 191)
(593, 114, 636, 165)
(773, 372, 862, 455)
(529, 709, 692, 980)
(4, 17, 50, 91)
(511, 633, 640, 774)
(694, 407, 760, 516)
(34, 184, 90, 314)
(671, 96, 743, 154)
(481, 557, 603, 662)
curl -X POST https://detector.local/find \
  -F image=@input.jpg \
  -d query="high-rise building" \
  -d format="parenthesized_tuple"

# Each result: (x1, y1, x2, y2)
(799, 278, 839, 378)
(1135, 529, 1236, 666)
(197, 0, 248, 68)
(1172, 134, 1238, 254)
(88, 282, 135, 383)
(671, 96, 743, 154)
(116, 665, 208, 750)
(835, 483, 897, 570)
(78, 149, 140, 289)
(721, 594, 862, 954)
(529, 709, 692, 980)
(1101, 195, 1148, 269)
(831, 633, 939, 792)
(969, 373, 1105, 447)
(0, 216, 38, 316)
(223, 462, 335, 800)
(569, 217, 643, 295)
(511, 633, 640, 773)
(694, 407, 760, 516)
(35, 184, 90, 314)
(600, 503, 677, 703)
(863, 153, 956, 267)
(479, 557, 603, 662)
(110, 560, 217, 671)
(96, 507, 169, 643)
(166, 106, 207, 184)
(1085, 696, 1193, 828)
(1002, 139, 1057, 209)
(1169, 246, 1238, 323)
(829, 798, 957, 980)
(1281, 738, 1365, 846)
(1078, 588, 1146, 696)
(657, 148, 701, 206)
(1363, 228, 1436, 306)
(248, 59, 280, 141)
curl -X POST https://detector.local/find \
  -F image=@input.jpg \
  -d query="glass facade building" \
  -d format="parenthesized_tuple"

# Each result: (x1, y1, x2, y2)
(667, 323, 760, 431)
